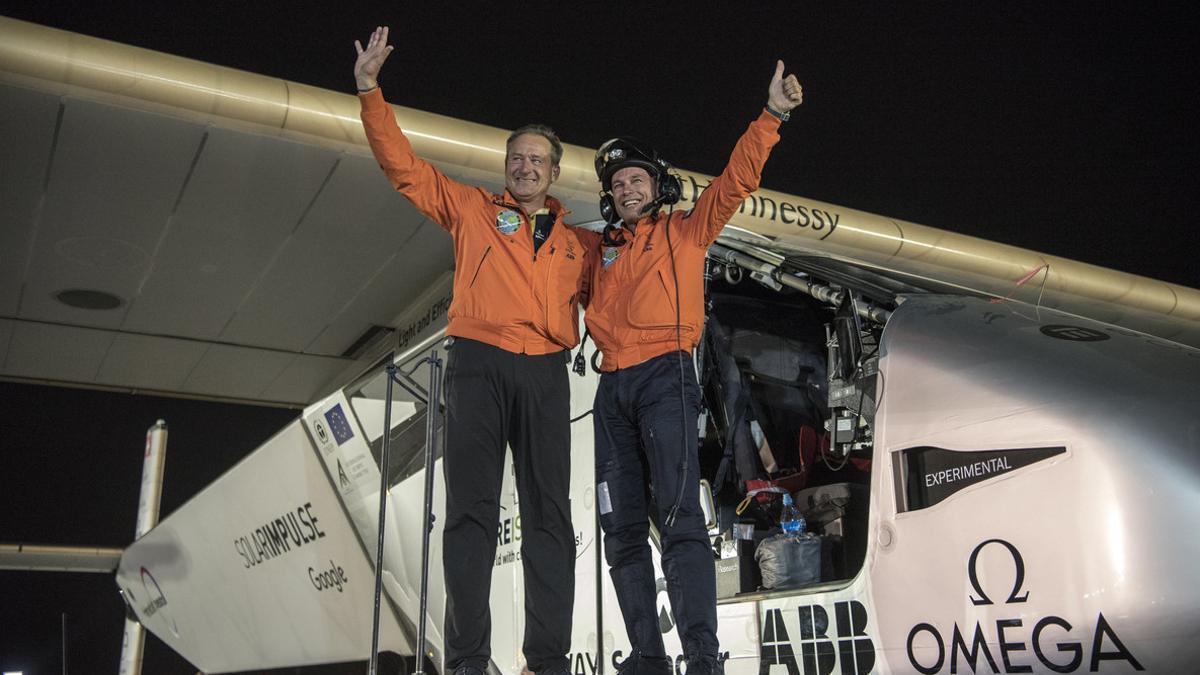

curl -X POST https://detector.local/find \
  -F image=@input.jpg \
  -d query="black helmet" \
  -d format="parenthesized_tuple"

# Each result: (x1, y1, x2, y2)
(594, 137, 671, 191)
(594, 137, 683, 223)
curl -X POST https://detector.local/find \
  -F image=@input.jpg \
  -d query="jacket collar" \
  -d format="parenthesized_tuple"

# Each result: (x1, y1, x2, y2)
(621, 209, 666, 235)
(495, 191, 570, 219)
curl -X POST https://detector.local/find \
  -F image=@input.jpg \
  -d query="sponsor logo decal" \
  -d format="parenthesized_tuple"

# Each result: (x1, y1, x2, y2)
(337, 459, 352, 490)
(313, 419, 330, 447)
(308, 559, 348, 593)
(233, 502, 327, 569)
(1039, 324, 1110, 342)
(497, 511, 520, 546)
(136, 566, 180, 638)
(906, 539, 1144, 673)
(968, 539, 1028, 606)
(900, 445, 1066, 512)
(496, 209, 521, 235)
(495, 505, 522, 567)
(323, 404, 355, 446)
(760, 601, 875, 675)
(493, 505, 588, 568)
(680, 176, 842, 240)
(398, 293, 452, 350)
(566, 652, 602, 675)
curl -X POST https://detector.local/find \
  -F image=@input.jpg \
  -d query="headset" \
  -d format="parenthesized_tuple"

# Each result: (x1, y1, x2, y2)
(594, 137, 683, 225)
(591, 137, 691, 527)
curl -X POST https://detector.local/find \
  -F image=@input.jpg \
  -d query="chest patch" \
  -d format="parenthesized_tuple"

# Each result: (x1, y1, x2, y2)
(495, 209, 521, 235)
(602, 246, 621, 269)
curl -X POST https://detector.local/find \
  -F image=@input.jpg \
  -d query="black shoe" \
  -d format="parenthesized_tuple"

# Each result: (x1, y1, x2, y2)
(453, 665, 485, 675)
(615, 652, 673, 675)
(537, 664, 572, 675)
(684, 655, 724, 675)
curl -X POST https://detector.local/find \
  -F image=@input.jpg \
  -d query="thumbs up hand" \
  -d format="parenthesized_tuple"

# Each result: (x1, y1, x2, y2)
(767, 60, 804, 113)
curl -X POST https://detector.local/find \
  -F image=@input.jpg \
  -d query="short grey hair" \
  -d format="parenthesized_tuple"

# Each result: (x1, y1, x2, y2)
(507, 124, 563, 166)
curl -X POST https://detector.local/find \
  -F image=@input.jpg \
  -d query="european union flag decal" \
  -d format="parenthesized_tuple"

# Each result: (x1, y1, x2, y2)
(324, 404, 355, 446)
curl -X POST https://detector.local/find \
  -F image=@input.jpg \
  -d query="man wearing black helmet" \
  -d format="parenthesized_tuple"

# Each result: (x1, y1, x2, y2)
(581, 62, 803, 675)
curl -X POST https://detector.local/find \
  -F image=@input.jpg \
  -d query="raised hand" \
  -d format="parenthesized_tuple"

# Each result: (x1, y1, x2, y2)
(767, 60, 803, 113)
(354, 26, 394, 91)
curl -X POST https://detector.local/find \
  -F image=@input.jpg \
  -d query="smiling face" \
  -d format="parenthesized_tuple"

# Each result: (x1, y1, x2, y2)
(609, 166, 658, 224)
(505, 133, 559, 210)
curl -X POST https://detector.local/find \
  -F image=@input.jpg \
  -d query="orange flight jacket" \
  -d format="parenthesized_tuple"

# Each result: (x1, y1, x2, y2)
(582, 109, 782, 371)
(359, 88, 588, 355)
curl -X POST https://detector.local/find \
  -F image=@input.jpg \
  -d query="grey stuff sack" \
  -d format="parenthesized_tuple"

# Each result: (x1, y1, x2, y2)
(754, 533, 822, 590)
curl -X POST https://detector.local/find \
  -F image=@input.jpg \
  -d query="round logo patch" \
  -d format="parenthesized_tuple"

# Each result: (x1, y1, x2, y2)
(495, 210, 521, 235)
(602, 246, 621, 268)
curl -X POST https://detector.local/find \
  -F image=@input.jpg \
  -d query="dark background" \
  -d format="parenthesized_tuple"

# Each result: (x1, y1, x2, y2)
(0, 382, 298, 673)
(2, 2, 1197, 673)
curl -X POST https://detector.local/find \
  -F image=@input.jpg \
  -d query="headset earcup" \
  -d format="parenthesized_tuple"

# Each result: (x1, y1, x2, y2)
(661, 173, 683, 205)
(599, 193, 618, 224)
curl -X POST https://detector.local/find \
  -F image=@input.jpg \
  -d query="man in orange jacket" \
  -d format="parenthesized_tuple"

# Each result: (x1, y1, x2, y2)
(354, 26, 587, 675)
(582, 62, 803, 675)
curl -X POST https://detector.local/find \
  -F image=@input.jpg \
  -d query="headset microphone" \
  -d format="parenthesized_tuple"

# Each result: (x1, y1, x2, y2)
(639, 194, 668, 216)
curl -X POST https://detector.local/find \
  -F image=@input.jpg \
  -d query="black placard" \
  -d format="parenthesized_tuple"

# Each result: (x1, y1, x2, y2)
(900, 445, 1066, 512)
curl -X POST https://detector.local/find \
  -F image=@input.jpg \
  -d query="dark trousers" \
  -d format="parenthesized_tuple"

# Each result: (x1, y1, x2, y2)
(594, 351, 717, 660)
(442, 338, 575, 672)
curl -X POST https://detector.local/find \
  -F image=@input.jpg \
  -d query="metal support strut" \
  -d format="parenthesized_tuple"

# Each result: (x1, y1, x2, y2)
(369, 350, 443, 675)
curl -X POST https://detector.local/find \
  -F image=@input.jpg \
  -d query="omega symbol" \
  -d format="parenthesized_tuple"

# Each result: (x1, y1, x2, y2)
(968, 538, 1029, 606)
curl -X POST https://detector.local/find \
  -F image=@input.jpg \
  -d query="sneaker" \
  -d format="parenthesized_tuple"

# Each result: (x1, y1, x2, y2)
(615, 652, 673, 675)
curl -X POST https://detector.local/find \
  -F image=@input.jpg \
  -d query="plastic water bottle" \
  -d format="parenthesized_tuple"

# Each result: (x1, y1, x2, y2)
(780, 493, 805, 537)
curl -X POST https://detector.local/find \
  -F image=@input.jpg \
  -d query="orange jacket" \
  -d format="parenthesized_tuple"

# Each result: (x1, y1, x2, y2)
(582, 110, 782, 370)
(360, 88, 588, 354)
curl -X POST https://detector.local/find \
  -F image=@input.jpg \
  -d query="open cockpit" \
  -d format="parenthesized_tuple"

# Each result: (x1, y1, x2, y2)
(693, 237, 915, 599)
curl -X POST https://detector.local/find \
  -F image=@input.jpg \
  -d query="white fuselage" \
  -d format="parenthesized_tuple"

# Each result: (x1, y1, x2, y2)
(118, 295, 1200, 674)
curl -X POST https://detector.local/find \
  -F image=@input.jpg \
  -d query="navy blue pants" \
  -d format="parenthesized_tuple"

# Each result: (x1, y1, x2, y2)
(442, 338, 575, 672)
(594, 351, 717, 660)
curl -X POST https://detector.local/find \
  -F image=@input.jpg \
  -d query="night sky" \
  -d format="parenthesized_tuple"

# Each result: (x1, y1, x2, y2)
(4, 2, 1197, 288)
(2, 2, 1198, 673)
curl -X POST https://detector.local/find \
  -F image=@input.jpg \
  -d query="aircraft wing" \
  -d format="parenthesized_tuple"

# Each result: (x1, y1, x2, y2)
(1, 17, 504, 407)
(0, 543, 122, 573)
(112, 418, 411, 673)
(3, 13, 1197, 414)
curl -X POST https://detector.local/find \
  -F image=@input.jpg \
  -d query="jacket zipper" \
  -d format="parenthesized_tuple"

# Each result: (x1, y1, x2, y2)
(543, 244, 557, 331)
(468, 246, 492, 288)
(657, 269, 675, 314)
